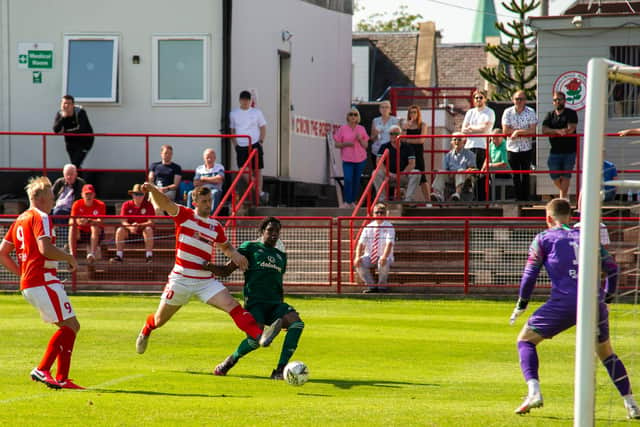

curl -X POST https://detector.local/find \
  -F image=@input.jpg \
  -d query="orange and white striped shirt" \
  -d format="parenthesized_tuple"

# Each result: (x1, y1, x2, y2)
(3, 208, 60, 290)
(170, 206, 227, 280)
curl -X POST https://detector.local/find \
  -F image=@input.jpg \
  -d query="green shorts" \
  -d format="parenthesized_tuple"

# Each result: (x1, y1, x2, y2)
(245, 302, 296, 326)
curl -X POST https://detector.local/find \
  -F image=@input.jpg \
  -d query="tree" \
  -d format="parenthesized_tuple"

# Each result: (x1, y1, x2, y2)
(479, 0, 539, 100)
(355, 4, 423, 32)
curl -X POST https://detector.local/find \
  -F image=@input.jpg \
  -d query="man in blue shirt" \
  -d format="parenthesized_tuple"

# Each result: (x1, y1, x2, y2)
(431, 133, 477, 201)
(510, 198, 640, 419)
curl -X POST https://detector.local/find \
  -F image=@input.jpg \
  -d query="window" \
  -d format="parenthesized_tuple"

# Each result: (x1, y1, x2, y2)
(152, 34, 209, 105)
(609, 46, 640, 117)
(63, 35, 119, 102)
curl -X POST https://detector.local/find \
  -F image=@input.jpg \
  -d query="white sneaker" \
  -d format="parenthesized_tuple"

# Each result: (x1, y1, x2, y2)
(450, 193, 461, 201)
(627, 403, 640, 419)
(136, 333, 149, 354)
(259, 318, 283, 347)
(514, 392, 543, 414)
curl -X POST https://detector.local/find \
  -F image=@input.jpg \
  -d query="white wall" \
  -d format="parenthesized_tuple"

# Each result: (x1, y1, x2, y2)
(2, 0, 223, 171)
(352, 45, 369, 101)
(232, 0, 352, 184)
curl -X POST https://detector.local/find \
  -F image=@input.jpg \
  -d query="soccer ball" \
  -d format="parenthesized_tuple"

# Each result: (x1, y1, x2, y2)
(283, 361, 309, 386)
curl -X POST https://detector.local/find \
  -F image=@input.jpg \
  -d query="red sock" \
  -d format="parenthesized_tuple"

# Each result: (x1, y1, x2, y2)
(141, 313, 157, 336)
(55, 326, 77, 381)
(229, 306, 262, 339)
(38, 328, 65, 371)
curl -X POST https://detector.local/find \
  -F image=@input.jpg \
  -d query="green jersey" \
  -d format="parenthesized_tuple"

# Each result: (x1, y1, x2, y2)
(238, 241, 287, 305)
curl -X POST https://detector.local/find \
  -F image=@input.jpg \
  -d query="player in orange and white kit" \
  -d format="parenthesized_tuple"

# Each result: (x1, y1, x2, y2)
(134, 183, 282, 355)
(0, 176, 83, 390)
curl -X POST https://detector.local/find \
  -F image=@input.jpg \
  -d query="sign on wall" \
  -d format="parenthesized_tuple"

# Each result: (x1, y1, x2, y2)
(17, 42, 54, 70)
(553, 71, 587, 111)
(293, 115, 340, 139)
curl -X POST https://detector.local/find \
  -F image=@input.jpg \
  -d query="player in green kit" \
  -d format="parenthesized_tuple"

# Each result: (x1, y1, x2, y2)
(205, 217, 305, 379)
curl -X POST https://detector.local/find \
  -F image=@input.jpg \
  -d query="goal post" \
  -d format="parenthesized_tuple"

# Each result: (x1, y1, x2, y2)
(576, 58, 640, 427)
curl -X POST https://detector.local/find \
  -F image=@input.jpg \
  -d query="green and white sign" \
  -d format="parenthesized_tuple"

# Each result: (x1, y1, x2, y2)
(32, 71, 42, 84)
(17, 42, 54, 70)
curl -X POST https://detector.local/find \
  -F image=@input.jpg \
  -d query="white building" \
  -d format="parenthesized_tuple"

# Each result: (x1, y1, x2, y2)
(0, 0, 352, 197)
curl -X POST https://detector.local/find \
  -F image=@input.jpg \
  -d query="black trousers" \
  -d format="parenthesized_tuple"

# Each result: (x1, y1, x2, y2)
(508, 150, 533, 201)
(470, 148, 486, 200)
(65, 141, 93, 169)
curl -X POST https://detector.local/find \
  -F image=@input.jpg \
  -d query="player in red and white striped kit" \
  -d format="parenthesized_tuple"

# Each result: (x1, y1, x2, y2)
(0, 176, 83, 390)
(135, 183, 281, 355)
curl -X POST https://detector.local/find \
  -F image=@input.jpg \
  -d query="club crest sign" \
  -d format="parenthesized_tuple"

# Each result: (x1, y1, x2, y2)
(553, 71, 587, 111)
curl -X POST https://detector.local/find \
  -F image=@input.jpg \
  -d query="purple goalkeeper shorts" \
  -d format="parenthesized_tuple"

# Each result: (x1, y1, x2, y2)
(527, 299, 610, 343)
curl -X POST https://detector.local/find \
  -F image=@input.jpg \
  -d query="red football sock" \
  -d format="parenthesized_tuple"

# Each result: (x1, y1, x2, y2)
(55, 326, 77, 381)
(229, 306, 262, 339)
(38, 328, 65, 371)
(141, 313, 157, 336)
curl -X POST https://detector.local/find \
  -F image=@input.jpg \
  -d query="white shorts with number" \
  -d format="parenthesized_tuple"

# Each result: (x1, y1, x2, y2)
(22, 282, 76, 323)
(162, 273, 226, 306)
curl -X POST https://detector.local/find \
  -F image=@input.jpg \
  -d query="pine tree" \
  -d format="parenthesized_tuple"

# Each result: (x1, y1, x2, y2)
(479, 0, 539, 100)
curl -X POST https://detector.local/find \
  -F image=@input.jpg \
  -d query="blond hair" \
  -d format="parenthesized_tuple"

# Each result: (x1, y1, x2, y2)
(25, 176, 52, 201)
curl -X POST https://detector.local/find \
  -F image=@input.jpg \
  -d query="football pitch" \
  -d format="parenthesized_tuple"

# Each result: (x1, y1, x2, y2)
(1, 294, 638, 426)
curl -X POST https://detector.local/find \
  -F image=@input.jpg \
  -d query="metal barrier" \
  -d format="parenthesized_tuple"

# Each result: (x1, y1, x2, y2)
(1, 215, 638, 295)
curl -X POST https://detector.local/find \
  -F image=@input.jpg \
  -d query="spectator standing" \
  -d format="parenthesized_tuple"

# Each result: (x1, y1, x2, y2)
(334, 108, 369, 208)
(52, 95, 94, 169)
(462, 90, 495, 200)
(229, 90, 268, 204)
(431, 133, 477, 202)
(0, 177, 82, 389)
(187, 148, 225, 213)
(110, 184, 155, 264)
(542, 91, 578, 200)
(374, 125, 420, 203)
(370, 101, 400, 168)
(402, 105, 432, 201)
(69, 184, 106, 264)
(502, 90, 538, 201)
(148, 144, 182, 215)
(354, 202, 395, 293)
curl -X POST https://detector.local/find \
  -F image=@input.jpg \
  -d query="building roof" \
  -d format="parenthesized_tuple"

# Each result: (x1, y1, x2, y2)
(472, 0, 501, 43)
(564, 1, 640, 15)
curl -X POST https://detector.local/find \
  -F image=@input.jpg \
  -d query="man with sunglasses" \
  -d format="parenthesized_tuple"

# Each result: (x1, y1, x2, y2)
(354, 202, 395, 293)
(462, 90, 495, 200)
(542, 91, 578, 200)
(110, 184, 155, 263)
(502, 90, 538, 201)
(373, 125, 420, 203)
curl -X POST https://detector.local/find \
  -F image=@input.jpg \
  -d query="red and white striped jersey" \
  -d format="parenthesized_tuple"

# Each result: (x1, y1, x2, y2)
(170, 206, 227, 279)
(3, 208, 60, 290)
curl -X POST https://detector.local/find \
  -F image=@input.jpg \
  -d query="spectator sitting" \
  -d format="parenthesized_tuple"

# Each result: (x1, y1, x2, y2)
(481, 129, 511, 198)
(431, 133, 478, 202)
(69, 184, 105, 264)
(148, 144, 182, 215)
(52, 164, 86, 218)
(374, 125, 420, 203)
(354, 202, 395, 293)
(110, 184, 155, 264)
(187, 148, 224, 213)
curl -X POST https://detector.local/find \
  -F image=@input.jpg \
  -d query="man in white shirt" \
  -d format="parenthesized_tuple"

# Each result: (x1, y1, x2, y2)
(462, 90, 495, 200)
(187, 148, 225, 213)
(229, 90, 267, 204)
(354, 203, 395, 293)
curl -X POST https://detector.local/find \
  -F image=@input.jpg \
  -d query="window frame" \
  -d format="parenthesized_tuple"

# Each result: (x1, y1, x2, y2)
(62, 34, 119, 103)
(152, 34, 210, 106)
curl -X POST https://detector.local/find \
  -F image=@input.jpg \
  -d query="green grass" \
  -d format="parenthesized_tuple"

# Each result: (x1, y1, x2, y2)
(0, 294, 638, 426)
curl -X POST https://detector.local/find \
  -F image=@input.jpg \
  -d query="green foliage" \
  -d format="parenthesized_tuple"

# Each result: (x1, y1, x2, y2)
(356, 5, 423, 33)
(1, 294, 637, 425)
(480, 0, 540, 100)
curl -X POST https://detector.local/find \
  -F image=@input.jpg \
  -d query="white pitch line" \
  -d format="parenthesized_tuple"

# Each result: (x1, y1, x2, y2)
(0, 374, 145, 404)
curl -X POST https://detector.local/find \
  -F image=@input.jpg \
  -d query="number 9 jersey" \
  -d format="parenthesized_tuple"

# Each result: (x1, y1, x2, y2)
(3, 208, 60, 290)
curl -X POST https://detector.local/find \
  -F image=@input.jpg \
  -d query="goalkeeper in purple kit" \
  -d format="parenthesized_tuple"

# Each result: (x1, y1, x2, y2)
(510, 198, 640, 419)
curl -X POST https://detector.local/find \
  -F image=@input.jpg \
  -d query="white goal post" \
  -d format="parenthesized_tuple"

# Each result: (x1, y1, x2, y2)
(575, 58, 640, 427)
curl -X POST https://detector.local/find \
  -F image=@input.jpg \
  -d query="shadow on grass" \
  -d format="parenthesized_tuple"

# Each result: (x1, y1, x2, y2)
(183, 370, 439, 390)
(90, 388, 251, 399)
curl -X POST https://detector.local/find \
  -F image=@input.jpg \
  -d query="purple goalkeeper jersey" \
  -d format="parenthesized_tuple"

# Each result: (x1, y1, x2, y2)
(519, 225, 618, 303)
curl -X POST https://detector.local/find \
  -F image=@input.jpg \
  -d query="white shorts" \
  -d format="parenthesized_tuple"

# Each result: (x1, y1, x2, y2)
(22, 282, 76, 324)
(161, 274, 226, 306)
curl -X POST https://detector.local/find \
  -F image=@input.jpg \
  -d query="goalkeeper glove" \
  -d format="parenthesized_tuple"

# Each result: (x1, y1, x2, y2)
(509, 298, 529, 325)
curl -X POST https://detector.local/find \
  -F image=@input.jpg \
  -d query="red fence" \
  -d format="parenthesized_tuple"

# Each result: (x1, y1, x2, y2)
(1, 215, 637, 295)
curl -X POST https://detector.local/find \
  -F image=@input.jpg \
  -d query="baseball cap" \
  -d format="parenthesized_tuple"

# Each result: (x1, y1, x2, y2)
(82, 184, 95, 194)
(128, 184, 144, 195)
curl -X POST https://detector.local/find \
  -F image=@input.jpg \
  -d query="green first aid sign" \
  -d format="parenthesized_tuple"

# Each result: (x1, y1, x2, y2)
(28, 50, 53, 69)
